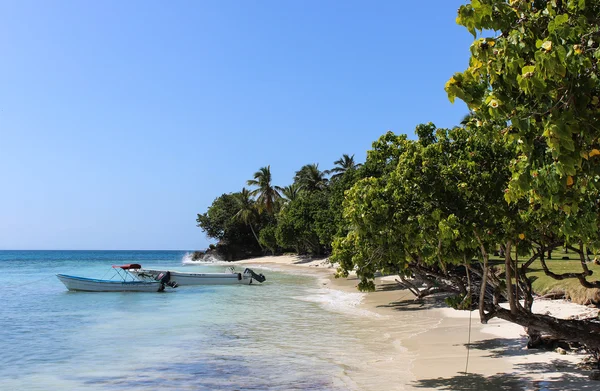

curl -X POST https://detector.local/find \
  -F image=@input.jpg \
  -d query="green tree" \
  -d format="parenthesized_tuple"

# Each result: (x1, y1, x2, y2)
(247, 166, 281, 214)
(447, 0, 600, 231)
(233, 188, 263, 250)
(326, 163, 364, 243)
(326, 154, 361, 180)
(333, 123, 514, 294)
(276, 190, 330, 255)
(334, 122, 600, 349)
(360, 131, 410, 178)
(258, 223, 278, 255)
(294, 164, 328, 192)
(443, 0, 600, 349)
(196, 192, 262, 260)
(280, 183, 301, 203)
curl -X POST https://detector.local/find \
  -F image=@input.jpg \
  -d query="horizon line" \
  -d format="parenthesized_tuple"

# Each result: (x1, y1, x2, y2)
(0, 249, 205, 252)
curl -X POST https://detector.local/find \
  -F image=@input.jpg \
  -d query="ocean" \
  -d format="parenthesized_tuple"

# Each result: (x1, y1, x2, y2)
(0, 250, 416, 391)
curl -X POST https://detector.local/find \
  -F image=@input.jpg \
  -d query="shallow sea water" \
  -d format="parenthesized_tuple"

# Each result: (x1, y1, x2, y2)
(0, 250, 435, 391)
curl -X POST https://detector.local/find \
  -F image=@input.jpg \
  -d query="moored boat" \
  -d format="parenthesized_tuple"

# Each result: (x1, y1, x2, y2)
(56, 264, 177, 292)
(132, 267, 266, 286)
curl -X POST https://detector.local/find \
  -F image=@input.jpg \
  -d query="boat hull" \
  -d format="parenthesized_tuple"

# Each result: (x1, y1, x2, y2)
(56, 274, 163, 292)
(133, 269, 253, 286)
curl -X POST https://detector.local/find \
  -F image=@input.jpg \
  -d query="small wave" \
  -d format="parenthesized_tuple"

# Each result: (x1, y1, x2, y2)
(295, 288, 384, 318)
(181, 252, 224, 265)
(181, 252, 194, 265)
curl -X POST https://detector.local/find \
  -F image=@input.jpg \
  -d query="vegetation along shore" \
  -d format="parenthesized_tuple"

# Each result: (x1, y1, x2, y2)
(197, 0, 600, 385)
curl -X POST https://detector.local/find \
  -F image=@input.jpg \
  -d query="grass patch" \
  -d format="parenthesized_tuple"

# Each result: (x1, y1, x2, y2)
(526, 258, 600, 304)
(489, 249, 600, 305)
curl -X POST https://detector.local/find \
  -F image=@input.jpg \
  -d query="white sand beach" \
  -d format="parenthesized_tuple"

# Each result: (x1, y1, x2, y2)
(233, 254, 598, 390)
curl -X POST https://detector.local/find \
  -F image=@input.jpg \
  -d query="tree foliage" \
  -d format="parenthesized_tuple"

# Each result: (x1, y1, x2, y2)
(198, 161, 363, 259)
(332, 0, 600, 349)
(258, 223, 278, 254)
(280, 183, 301, 203)
(275, 190, 330, 255)
(294, 164, 329, 192)
(233, 188, 263, 249)
(247, 165, 281, 214)
(196, 193, 262, 260)
(197, 0, 600, 351)
(333, 123, 514, 289)
(326, 154, 361, 180)
(447, 0, 600, 242)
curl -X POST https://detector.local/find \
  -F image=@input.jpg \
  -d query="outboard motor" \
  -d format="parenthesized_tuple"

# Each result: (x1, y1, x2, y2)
(156, 271, 178, 289)
(244, 268, 266, 283)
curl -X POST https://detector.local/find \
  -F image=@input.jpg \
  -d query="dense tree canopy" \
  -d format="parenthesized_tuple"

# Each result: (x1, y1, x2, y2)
(198, 0, 600, 352)
(447, 0, 600, 242)
(332, 123, 515, 290)
(197, 155, 364, 258)
(334, 0, 600, 350)
(196, 192, 263, 260)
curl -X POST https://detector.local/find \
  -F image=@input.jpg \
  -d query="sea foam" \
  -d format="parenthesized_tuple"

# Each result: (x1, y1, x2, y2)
(181, 252, 223, 265)
(295, 287, 384, 318)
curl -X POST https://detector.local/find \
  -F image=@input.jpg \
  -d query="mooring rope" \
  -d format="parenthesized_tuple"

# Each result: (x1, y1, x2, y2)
(465, 307, 472, 375)
(9, 275, 55, 287)
(464, 262, 473, 375)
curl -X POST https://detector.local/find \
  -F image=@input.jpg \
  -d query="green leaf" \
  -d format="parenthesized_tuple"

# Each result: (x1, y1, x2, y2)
(554, 13, 569, 27)
(521, 65, 535, 75)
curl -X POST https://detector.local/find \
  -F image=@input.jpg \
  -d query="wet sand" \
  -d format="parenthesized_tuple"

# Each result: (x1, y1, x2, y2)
(233, 255, 596, 390)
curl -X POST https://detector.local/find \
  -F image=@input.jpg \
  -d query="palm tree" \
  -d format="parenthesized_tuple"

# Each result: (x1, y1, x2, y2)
(326, 154, 361, 179)
(294, 164, 328, 192)
(233, 188, 262, 249)
(280, 183, 301, 203)
(247, 166, 281, 214)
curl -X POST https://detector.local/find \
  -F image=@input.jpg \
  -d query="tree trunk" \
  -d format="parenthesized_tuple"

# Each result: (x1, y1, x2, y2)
(249, 224, 263, 251)
(474, 230, 491, 323)
(505, 240, 517, 314)
(493, 307, 600, 350)
(526, 327, 543, 349)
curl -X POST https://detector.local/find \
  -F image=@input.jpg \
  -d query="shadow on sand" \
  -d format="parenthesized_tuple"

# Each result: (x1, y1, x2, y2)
(373, 292, 594, 390)
(411, 358, 594, 390)
(411, 371, 593, 390)
(412, 337, 593, 391)
(376, 296, 449, 312)
(375, 282, 406, 292)
(459, 336, 546, 359)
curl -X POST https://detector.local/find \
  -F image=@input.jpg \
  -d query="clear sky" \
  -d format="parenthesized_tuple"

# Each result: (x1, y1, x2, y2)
(0, 0, 471, 250)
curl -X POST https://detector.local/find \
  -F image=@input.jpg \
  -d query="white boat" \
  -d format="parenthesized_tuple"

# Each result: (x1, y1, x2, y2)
(132, 267, 266, 286)
(56, 264, 177, 292)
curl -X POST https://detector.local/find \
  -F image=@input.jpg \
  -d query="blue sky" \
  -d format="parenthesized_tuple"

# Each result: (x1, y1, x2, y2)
(0, 0, 472, 250)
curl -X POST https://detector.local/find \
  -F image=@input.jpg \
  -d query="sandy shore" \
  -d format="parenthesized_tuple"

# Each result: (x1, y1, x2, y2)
(232, 255, 598, 390)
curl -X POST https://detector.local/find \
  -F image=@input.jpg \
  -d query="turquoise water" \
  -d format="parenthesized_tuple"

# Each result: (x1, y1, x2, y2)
(0, 251, 400, 391)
